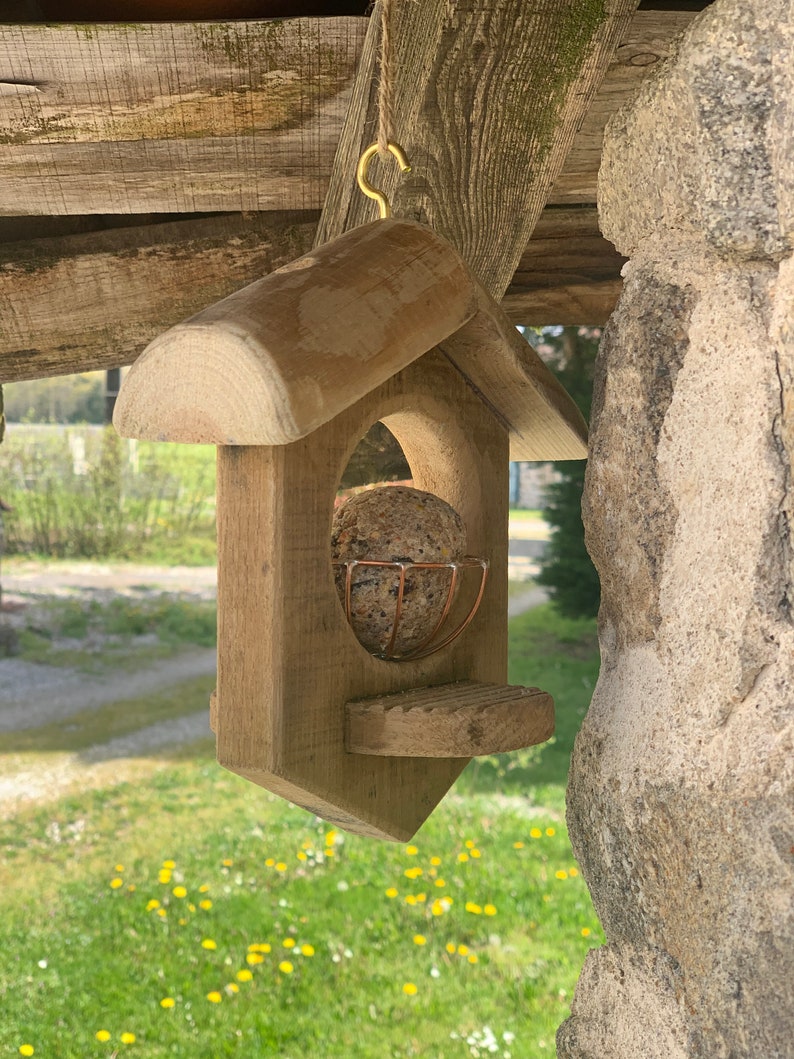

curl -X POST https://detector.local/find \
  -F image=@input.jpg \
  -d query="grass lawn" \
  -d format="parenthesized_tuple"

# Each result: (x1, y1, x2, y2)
(0, 605, 600, 1059)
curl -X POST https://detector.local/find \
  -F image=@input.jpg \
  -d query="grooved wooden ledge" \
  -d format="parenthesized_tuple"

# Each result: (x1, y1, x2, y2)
(345, 681, 554, 758)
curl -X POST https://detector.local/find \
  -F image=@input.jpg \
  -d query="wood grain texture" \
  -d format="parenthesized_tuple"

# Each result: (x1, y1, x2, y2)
(441, 280, 589, 461)
(113, 216, 586, 457)
(214, 349, 510, 840)
(114, 219, 479, 445)
(315, 0, 640, 299)
(548, 9, 697, 204)
(501, 206, 627, 325)
(0, 211, 317, 382)
(0, 205, 622, 382)
(346, 681, 554, 757)
(0, 19, 366, 214)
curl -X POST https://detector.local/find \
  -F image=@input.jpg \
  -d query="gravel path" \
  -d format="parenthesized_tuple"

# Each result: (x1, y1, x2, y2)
(0, 649, 216, 732)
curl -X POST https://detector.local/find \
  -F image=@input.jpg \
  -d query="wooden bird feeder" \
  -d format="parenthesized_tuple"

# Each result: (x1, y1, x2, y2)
(114, 218, 587, 841)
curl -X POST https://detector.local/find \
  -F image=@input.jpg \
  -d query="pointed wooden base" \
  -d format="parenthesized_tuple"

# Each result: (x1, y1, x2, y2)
(345, 681, 554, 757)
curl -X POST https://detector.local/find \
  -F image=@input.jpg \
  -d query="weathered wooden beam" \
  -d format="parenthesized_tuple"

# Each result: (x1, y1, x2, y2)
(548, 9, 697, 204)
(0, 204, 628, 382)
(0, 211, 317, 382)
(315, 0, 641, 299)
(0, 19, 366, 215)
(502, 207, 627, 325)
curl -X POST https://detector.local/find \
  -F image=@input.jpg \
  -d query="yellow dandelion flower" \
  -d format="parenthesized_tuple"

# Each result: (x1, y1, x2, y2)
(278, 961, 294, 974)
(297, 852, 307, 862)
(222, 858, 233, 867)
(172, 886, 187, 899)
(467, 954, 479, 964)
(434, 878, 446, 888)
(442, 896, 453, 907)
(465, 840, 475, 849)
(457, 944, 469, 956)
(158, 870, 172, 885)
(325, 830, 337, 846)
(236, 969, 253, 982)
(416, 892, 427, 903)
(110, 877, 123, 890)
(114, 864, 125, 873)
(404, 866, 423, 880)
(405, 895, 417, 906)
(226, 982, 239, 994)
(275, 862, 287, 872)
(546, 827, 556, 837)
(178, 918, 188, 926)
(530, 828, 542, 839)
(300, 944, 315, 956)
(156, 908, 167, 918)
(199, 884, 210, 893)
(201, 938, 217, 950)
(301, 838, 313, 850)
(412, 934, 427, 946)
(255, 943, 272, 953)
(96, 1031, 111, 1043)
(555, 870, 569, 880)
(484, 904, 497, 916)
(265, 858, 275, 867)
(246, 952, 264, 966)
(457, 853, 469, 863)
(199, 899, 213, 910)
(445, 942, 456, 954)
(402, 982, 418, 996)
(282, 938, 296, 949)
(162, 860, 175, 870)
(406, 845, 418, 856)
(513, 841, 525, 849)
(120, 1032, 136, 1044)
(206, 991, 222, 1004)
(324, 848, 335, 858)
(581, 927, 592, 938)
(465, 902, 482, 915)
(160, 997, 175, 1009)
(431, 901, 444, 916)
(569, 867, 579, 878)
(19, 1046, 34, 1056)
(385, 887, 398, 898)
(470, 849, 481, 859)
(430, 856, 442, 866)
(146, 899, 160, 912)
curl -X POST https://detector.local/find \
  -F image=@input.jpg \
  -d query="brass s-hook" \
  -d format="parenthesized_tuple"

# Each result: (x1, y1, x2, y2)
(356, 142, 412, 219)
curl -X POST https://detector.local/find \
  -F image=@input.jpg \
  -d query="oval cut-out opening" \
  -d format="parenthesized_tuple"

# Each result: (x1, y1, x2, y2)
(332, 421, 487, 661)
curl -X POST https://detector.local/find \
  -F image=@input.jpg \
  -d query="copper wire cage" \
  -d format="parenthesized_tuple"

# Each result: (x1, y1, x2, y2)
(333, 557, 489, 661)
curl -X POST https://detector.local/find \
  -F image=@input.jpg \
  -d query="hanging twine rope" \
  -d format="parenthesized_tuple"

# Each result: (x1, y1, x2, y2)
(377, 0, 395, 157)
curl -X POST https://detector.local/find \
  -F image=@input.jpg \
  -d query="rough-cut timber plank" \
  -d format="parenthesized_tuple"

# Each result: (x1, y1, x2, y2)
(315, 0, 640, 299)
(346, 681, 555, 757)
(0, 211, 317, 382)
(548, 10, 697, 204)
(0, 19, 366, 215)
(502, 207, 627, 325)
(0, 205, 626, 382)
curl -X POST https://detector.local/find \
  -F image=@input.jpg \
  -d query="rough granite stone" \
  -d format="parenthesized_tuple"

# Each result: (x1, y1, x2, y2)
(599, 0, 792, 261)
(565, 1, 794, 1055)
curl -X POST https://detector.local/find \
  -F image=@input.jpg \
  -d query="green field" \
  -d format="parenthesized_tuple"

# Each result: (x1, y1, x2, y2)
(0, 605, 600, 1059)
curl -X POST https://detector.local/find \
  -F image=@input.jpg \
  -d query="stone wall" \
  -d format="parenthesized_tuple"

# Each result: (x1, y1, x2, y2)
(558, 2, 794, 1056)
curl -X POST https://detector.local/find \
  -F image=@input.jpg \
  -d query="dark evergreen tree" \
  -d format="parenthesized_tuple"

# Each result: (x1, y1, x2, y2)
(535, 327, 600, 619)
